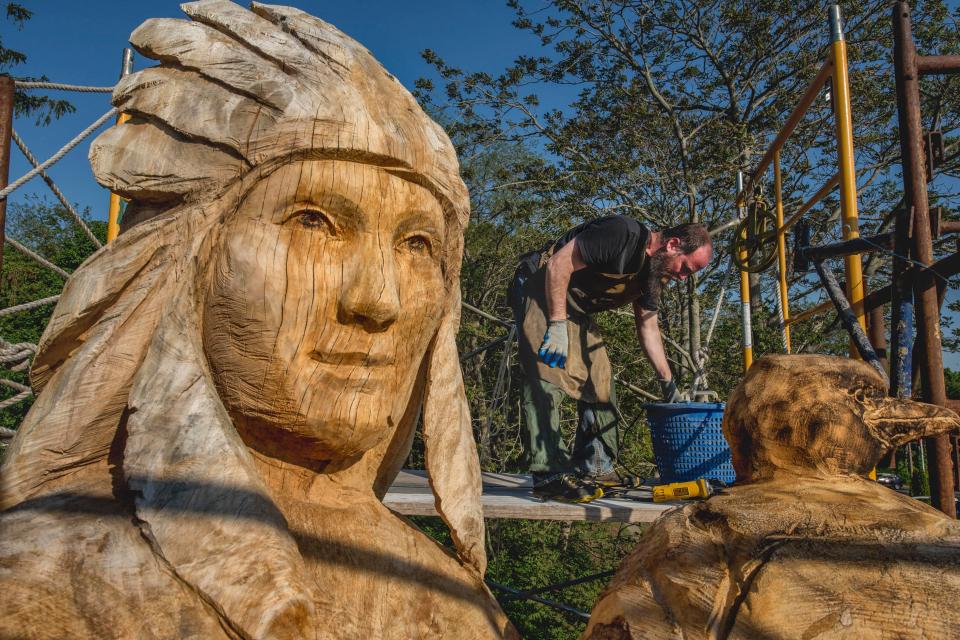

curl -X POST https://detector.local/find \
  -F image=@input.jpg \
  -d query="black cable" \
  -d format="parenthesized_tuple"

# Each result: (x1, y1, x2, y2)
(856, 235, 950, 284)
(485, 580, 591, 621)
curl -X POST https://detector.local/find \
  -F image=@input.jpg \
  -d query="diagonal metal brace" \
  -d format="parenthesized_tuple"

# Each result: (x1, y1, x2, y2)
(812, 259, 889, 384)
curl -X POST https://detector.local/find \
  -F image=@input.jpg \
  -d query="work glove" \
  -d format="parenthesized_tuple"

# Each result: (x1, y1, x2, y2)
(538, 320, 568, 369)
(659, 377, 682, 403)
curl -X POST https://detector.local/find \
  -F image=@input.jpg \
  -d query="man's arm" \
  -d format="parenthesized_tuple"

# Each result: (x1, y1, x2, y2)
(633, 301, 682, 402)
(545, 238, 586, 320)
(633, 301, 672, 380)
(536, 240, 587, 368)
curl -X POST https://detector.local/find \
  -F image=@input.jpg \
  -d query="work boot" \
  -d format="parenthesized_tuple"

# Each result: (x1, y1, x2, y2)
(532, 474, 604, 504)
(588, 468, 643, 489)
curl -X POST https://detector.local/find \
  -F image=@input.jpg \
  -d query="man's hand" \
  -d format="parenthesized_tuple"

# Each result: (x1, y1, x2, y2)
(538, 320, 568, 368)
(659, 378, 683, 403)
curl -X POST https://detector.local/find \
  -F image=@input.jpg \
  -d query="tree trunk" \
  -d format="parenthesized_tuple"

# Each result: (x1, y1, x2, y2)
(688, 277, 704, 390)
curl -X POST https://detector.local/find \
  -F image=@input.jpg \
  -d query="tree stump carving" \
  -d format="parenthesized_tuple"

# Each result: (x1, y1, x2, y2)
(584, 354, 960, 640)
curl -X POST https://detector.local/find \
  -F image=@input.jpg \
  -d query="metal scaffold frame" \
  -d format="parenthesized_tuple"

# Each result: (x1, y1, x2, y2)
(732, 5, 865, 370)
(728, 3, 960, 517)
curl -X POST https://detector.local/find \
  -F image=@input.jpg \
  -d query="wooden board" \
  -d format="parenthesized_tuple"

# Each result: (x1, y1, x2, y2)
(385, 470, 672, 523)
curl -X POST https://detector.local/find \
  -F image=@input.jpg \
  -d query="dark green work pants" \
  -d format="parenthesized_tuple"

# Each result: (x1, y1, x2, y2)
(518, 365, 620, 476)
(509, 259, 620, 477)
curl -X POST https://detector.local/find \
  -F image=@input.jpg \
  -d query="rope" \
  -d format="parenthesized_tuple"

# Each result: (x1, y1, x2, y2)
(0, 295, 60, 317)
(0, 389, 31, 411)
(15, 81, 114, 93)
(0, 378, 30, 393)
(772, 272, 788, 352)
(0, 339, 37, 373)
(0, 339, 36, 415)
(5, 237, 71, 278)
(11, 129, 102, 248)
(0, 107, 118, 202)
(462, 301, 514, 328)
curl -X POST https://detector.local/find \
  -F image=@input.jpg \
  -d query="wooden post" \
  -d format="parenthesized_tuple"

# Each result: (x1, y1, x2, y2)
(0, 76, 15, 279)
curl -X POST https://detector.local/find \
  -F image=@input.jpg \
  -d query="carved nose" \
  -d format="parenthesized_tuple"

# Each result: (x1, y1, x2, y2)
(338, 245, 400, 333)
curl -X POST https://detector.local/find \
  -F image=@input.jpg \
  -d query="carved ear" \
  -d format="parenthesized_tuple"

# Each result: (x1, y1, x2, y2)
(422, 287, 487, 576)
(862, 397, 960, 449)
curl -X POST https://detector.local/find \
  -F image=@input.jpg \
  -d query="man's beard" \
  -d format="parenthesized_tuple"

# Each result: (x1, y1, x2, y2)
(645, 248, 669, 300)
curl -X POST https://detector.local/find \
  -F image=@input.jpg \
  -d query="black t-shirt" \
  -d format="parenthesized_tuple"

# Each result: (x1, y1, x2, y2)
(553, 215, 659, 312)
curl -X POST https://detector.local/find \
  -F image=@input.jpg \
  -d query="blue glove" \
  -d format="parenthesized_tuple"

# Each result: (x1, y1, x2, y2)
(538, 320, 568, 369)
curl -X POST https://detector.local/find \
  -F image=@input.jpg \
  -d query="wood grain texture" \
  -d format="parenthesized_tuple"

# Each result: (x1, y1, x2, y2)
(584, 355, 960, 639)
(0, 2, 514, 638)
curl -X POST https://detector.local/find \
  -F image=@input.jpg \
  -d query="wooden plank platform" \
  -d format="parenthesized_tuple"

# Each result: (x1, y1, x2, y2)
(384, 470, 673, 524)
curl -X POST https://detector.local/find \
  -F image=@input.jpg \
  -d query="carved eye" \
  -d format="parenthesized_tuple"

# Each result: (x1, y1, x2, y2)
(295, 209, 334, 232)
(403, 234, 433, 256)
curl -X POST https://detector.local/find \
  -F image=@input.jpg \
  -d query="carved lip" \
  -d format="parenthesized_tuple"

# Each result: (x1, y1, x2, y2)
(310, 349, 396, 367)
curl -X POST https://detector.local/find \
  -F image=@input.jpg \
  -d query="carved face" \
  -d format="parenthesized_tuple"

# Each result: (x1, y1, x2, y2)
(203, 159, 448, 464)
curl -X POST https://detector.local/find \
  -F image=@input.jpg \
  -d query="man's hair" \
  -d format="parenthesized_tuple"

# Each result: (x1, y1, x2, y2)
(661, 223, 711, 254)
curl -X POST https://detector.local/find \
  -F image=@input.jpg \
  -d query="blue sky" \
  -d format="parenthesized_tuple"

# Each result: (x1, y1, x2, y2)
(3, 1, 959, 369)
(3, 1, 553, 217)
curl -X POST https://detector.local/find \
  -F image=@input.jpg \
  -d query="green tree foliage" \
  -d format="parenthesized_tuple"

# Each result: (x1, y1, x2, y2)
(946, 368, 960, 399)
(418, 0, 960, 384)
(410, 2, 960, 635)
(419, 1, 960, 487)
(0, 198, 104, 434)
(0, 3, 74, 124)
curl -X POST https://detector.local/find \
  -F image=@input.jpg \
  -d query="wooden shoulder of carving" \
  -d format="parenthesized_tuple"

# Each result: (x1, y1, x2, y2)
(0, 490, 229, 639)
(583, 504, 729, 640)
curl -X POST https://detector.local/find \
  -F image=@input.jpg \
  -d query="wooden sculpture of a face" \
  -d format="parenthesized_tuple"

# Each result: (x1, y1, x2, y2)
(203, 159, 447, 464)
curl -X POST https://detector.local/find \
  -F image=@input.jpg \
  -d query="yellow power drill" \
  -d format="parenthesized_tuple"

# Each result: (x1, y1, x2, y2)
(652, 478, 713, 503)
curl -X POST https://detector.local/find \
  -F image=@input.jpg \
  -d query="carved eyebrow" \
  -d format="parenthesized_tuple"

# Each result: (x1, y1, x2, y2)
(284, 193, 366, 232)
(393, 209, 444, 241)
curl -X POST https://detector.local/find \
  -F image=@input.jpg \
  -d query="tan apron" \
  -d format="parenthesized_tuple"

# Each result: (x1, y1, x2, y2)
(518, 256, 648, 404)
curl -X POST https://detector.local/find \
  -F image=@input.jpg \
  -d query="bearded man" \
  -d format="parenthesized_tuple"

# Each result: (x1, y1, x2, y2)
(508, 216, 712, 503)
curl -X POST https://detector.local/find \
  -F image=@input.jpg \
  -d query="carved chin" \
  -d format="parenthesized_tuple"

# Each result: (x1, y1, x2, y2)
(296, 414, 394, 461)
(234, 411, 395, 465)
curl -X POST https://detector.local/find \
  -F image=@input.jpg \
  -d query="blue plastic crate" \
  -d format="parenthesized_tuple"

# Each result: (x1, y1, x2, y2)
(643, 402, 735, 484)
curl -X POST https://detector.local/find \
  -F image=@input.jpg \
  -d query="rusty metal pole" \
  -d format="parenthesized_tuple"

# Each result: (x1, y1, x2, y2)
(0, 76, 15, 279)
(867, 305, 889, 373)
(893, 2, 955, 517)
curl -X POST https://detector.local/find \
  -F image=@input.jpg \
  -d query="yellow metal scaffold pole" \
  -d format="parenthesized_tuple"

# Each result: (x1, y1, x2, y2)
(733, 5, 868, 365)
(106, 49, 134, 243)
(737, 171, 753, 371)
(830, 6, 867, 353)
(773, 151, 791, 353)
